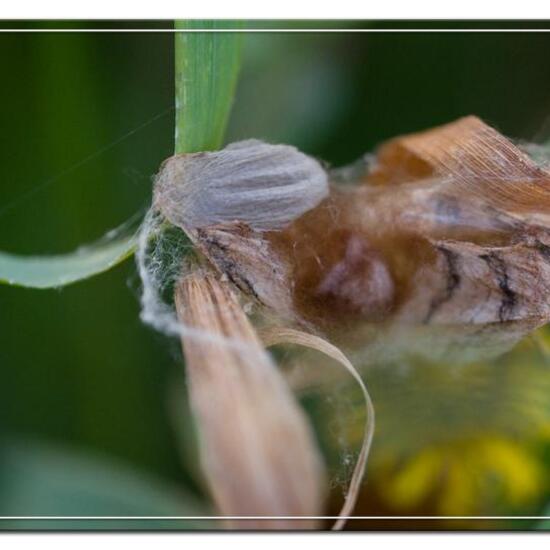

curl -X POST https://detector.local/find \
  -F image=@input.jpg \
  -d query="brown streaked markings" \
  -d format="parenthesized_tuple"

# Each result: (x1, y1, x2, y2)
(424, 245, 461, 323)
(479, 252, 516, 322)
(196, 228, 260, 302)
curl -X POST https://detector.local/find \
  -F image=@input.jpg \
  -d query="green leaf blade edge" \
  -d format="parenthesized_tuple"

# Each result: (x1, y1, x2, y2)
(0, 20, 242, 289)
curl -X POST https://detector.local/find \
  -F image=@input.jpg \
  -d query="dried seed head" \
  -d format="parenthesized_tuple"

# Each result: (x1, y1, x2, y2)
(164, 118, 550, 367)
(154, 139, 329, 233)
(139, 115, 550, 531)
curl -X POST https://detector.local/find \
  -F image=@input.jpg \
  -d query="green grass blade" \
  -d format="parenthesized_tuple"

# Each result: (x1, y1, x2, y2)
(0, 22, 242, 289)
(0, 233, 136, 289)
(175, 20, 243, 153)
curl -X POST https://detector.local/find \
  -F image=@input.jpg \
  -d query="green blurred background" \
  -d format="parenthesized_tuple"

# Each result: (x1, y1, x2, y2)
(2, 21, 550, 529)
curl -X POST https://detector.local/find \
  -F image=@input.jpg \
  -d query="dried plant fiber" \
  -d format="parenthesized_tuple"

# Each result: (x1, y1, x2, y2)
(175, 272, 325, 529)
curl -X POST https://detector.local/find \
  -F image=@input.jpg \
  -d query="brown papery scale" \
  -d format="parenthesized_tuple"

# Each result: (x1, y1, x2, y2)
(156, 116, 550, 367)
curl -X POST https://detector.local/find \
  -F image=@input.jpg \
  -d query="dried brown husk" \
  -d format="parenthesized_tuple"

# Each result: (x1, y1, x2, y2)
(174, 270, 325, 529)
(153, 116, 550, 529)
(186, 116, 550, 367)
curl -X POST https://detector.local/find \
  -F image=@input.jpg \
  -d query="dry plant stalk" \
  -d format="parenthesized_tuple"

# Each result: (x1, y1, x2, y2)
(174, 271, 325, 529)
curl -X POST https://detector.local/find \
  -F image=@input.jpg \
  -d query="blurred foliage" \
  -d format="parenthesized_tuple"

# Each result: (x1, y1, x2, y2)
(0, 20, 243, 291)
(3, 21, 550, 528)
(0, 438, 214, 529)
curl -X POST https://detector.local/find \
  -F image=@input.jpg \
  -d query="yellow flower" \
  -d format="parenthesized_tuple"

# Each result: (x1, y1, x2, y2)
(313, 328, 550, 519)
(381, 436, 546, 516)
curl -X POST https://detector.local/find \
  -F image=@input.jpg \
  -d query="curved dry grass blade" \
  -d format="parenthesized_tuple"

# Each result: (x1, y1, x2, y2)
(174, 272, 325, 529)
(260, 327, 375, 531)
